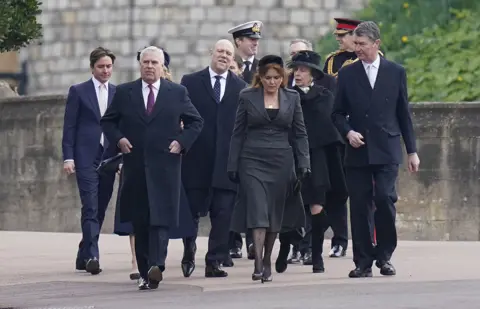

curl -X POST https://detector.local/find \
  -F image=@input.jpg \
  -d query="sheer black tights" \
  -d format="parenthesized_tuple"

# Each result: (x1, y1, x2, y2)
(252, 228, 277, 277)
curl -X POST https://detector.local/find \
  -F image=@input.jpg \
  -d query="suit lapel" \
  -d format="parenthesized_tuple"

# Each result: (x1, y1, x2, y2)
(201, 67, 217, 102)
(147, 78, 170, 122)
(277, 88, 290, 120)
(372, 57, 388, 93)
(355, 61, 372, 93)
(86, 80, 101, 120)
(130, 79, 148, 123)
(250, 88, 270, 121)
(221, 71, 235, 103)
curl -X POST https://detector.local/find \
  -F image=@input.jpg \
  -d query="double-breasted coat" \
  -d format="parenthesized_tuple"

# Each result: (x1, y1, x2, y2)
(180, 68, 247, 211)
(101, 78, 204, 227)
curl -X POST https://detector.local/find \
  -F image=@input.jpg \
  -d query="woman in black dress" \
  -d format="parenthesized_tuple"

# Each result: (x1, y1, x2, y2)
(283, 50, 348, 273)
(227, 55, 310, 283)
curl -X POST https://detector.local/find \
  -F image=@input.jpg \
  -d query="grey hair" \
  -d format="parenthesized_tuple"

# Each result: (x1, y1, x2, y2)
(353, 21, 381, 42)
(139, 46, 165, 63)
(289, 38, 313, 51)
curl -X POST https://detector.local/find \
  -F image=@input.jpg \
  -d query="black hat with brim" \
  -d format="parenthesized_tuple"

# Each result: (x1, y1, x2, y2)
(288, 50, 324, 76)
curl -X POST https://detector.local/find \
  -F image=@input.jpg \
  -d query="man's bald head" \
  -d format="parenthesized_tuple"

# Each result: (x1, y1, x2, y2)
(210, 39, 235, 74)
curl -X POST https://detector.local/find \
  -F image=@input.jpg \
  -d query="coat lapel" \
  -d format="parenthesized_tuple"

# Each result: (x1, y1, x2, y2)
(129, 79, 148, 123)
(107, 83, 116, 107)
(86, 80, 101, 120)
(355, 61, 373, 93)
(277, 88, 291, 120)
(201, 67, 217, 102)
(147, 78, 170, 122)
(372, 57, 388, 93)
(249, 88, 270, 121)
(221, 71, 235, 103)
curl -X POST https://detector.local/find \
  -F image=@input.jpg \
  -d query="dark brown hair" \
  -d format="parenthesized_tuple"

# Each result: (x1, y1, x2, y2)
(89, 47, 116, 68)
(251, 63, 288, 88)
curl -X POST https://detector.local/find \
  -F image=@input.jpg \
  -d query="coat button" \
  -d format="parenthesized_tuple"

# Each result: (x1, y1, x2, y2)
(365, 114, 368, 118)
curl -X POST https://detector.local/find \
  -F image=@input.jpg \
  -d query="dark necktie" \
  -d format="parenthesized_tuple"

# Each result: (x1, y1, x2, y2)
(146, 84, 155, 115)
(213, 75, 221, 103)
(243, 60, 251, 81)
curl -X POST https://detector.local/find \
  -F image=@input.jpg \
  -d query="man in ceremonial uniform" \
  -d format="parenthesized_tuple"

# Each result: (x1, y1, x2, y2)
(226, 20, 264, 260)
(324, 18, 384, 77)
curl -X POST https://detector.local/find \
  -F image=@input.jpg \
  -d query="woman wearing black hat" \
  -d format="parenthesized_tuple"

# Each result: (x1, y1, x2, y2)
(283, 50, 348, 273)
(227, 55, 310, 283)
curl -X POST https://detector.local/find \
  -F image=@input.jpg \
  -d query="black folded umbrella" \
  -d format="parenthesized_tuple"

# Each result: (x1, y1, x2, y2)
(96, 153, 123, 175)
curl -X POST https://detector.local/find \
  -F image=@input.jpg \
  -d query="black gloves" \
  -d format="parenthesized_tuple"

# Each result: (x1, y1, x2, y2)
(228, 171, 239, 183)
(294, 168, 311, 194)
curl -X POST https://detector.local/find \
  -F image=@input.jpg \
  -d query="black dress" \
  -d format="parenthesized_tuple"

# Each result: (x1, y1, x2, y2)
(228, 87, 310, 233)
(294, 85, 348, 206)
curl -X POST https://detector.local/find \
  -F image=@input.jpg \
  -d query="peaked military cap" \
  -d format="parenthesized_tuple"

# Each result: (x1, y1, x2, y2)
(333, 18, 362, 35)
(228, 21, 263, 39)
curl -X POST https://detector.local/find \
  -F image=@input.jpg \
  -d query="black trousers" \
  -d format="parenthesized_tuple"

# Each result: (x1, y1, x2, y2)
(133, 222, 169, 280)
(346, 164, 398, 269)
(228, 231, 253, 251)
(184, 188, 236, 265)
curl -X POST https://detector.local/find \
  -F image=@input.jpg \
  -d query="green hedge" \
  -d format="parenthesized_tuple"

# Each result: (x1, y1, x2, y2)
(403, 9, 480, 102)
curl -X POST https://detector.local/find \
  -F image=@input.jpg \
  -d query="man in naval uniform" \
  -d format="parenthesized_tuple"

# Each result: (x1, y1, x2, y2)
(226, 20, 264, 260)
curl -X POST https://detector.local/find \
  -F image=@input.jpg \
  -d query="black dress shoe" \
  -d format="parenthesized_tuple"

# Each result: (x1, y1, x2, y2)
(229, 248, 242, 259)
(85, 258, 101, 275)
(205, 264, 228, 278)
(312, 257, 325, 273)
(302, 252, 313, 265)
(222, 256, 234, 267)
(247, 244, 255, 260)
(148, 266, 163, 289)
(376, 260, 396, 276)
(275, 242, 290, 273)
(138, 278, 149, 290)
(181, 261, 195, 278)
(329, 245, 347, 258)
(130, 272, 141, 280)
(348, 267, 373, 278)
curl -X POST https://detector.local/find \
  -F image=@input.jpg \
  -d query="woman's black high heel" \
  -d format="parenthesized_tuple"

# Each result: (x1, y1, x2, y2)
(252, 272, 263, 281)
(261, 266, 273, 283)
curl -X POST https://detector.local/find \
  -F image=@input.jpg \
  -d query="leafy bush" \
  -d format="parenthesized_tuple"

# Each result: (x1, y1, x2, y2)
(316, 0, 480, 63)
(0, 0, 43, 52)
(403, 9, 480, 102)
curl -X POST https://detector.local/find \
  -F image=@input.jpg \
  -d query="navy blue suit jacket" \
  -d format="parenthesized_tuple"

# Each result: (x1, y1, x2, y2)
(332, 57, 417, 167)
(62, 79, 117, 168)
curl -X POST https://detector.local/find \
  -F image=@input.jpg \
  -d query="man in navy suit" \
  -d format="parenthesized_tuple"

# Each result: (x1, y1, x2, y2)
(62, 47, 118, 275)
(180, 39, 247, 278)
(332, 21, 420, 278)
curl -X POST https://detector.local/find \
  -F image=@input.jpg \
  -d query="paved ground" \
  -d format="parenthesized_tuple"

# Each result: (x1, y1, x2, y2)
(1, 232, 479, 309)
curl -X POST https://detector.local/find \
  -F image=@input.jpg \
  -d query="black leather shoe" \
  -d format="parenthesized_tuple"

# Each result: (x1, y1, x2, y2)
(147, 266, 163, 289)
(247, 244, 255, 260)
(376, 260, 396, 276)
(138, 278, 149, 290)
(229, 248, 242, 259)
(181, 242, 196, 278)
(205, 264, 228, 278)
(275, 242, 290, 273)
(222, 256, 234, 267)
(302, 252, 313, 265)
(348, 267, 373, 278)
(312, 257, 325, 273)
(85, 258, 101, 275)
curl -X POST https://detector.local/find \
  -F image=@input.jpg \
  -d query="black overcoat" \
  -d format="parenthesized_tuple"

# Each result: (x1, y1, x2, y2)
(101, 78, 204, 227)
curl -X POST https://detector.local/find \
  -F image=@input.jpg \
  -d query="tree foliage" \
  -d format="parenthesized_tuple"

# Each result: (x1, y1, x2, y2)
(0, 0, 43, 53)
(403, 9, 480, 102)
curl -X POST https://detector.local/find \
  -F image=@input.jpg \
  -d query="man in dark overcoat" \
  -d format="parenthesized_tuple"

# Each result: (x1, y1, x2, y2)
(101, 46, 204, 290)
(180, 39, 248, 278)
(332, 22, 420, 278)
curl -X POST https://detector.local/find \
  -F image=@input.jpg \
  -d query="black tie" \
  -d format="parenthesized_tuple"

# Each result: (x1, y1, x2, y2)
(243, 61, 252, 81)
(213, 75, 221, 103)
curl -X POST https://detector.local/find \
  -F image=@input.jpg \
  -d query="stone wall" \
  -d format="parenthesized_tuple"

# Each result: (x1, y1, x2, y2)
(24, 0, 367, 95)
(0, 95, 479, 240)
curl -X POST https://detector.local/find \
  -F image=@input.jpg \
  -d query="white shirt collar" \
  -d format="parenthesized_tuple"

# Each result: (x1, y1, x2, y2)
(209, 67, 229, 80)
(362, 54, 380, 69)
(242, 55, 255, 64)
(92, 77, 108, 89)
(142, 79, 161, 90)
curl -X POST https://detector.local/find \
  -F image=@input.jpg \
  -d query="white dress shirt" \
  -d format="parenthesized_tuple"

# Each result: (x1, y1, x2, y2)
(242, 55, 255, 71)
(362, 55, 380, 89)
(209, 67, 228, 101)
(142, 79, 161, 108)
(92, 77, 109, 146)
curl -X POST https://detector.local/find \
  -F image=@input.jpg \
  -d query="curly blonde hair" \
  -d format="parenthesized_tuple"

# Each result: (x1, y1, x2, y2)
(163, 65, 172, 81)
